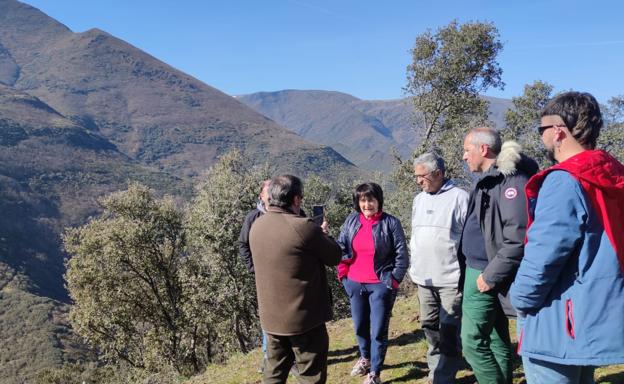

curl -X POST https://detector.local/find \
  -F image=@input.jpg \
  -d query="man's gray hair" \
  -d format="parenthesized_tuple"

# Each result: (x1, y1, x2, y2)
(413, 152, 445, 174)
(268, 175, 303, 208)
(469, 127, 502, 155)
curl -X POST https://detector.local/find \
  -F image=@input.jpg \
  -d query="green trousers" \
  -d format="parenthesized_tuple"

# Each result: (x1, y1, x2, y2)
(461, 267, 512, 384)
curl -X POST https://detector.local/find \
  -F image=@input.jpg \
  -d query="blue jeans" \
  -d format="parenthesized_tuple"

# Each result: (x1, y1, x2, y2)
(517, 316, 595, 384)
(262, 329, 268, 358)
(523, 357, 595, 384)
(343, 278, 397, 374)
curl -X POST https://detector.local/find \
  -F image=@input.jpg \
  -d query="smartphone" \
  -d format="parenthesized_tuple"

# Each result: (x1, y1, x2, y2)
(312, 205, 324, 225)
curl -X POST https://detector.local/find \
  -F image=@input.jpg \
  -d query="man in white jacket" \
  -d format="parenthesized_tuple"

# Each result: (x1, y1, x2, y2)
(410, 152, 469, 384)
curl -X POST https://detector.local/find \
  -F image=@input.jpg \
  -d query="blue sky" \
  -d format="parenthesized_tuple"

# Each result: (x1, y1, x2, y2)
(23, 0, 624, 103)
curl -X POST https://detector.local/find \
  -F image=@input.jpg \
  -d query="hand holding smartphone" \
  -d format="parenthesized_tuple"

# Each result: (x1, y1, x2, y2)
(312, 204, 324, 225)
(313, 205, 330, 234)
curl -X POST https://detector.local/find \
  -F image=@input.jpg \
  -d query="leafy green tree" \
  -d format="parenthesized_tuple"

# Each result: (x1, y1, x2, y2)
(62, 150, 367, 378)
(302, 174, 353, 238)
(383, 157, 416, 239)
(186, 151, 268, 358)
(404, 20, 504, 178)
(604, 95, 624, 124)
(64, 183, 210, 375)
(392, 20, 504, 235)
(600, 95, 624, 162)
(503, 86, 624, 167)
(502, 80, 554, 169)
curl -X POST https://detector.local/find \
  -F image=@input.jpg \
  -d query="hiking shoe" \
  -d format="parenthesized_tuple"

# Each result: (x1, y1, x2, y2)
(257, 357, 266, 374)
(289, 364, 299, 377)
(350, 357, 371, 377)
(363, 372, 382, 384)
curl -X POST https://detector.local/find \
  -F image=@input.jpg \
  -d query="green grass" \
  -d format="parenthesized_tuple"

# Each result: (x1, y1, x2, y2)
(196, 291, 624, 384)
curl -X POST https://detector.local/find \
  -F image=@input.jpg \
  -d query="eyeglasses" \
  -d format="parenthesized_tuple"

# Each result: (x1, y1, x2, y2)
(537, 124, 565, 136)
(415, 170, 435, 180)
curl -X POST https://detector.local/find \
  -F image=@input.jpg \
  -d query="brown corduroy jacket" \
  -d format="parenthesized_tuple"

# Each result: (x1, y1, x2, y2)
(249, 206, 341, 336)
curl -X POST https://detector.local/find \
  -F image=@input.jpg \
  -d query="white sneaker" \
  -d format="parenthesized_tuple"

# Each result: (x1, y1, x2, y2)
(350, 357, 371, 377)
(363, 372, 382, 384)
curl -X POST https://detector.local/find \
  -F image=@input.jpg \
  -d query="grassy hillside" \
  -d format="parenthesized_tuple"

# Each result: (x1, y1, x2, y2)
(196, 290, 624, 384)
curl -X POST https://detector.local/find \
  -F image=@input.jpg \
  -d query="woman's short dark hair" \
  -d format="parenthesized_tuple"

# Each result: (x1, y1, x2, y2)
(352, 182, 384, 212)
(541, 91, 603, 149)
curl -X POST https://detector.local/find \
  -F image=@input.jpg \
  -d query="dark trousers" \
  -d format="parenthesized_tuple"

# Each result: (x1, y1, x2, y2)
(263, 324, 329, 384)
(343, 278, 397, 374)
(417, 285, 463, 383)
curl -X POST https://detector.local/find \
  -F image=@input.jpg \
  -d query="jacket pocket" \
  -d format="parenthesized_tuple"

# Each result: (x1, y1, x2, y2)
(565, 299, 575, 339)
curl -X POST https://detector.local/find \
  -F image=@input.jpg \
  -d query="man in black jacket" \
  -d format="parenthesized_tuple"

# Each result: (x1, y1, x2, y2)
(239, 179, 271, 274)
(459, 127, 538, 384)
(238, 179, 270, 372)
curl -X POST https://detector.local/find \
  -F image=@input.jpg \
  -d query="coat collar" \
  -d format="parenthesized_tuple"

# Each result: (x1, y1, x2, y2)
(267, 206, 297, 215)
(477, 141, 538, 184)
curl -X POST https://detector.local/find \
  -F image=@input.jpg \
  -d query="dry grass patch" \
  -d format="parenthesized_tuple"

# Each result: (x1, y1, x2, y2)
(197, 292, 623, 384)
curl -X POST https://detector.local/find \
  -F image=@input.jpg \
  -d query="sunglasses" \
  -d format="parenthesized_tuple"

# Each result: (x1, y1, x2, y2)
(537, 124, 565, 135)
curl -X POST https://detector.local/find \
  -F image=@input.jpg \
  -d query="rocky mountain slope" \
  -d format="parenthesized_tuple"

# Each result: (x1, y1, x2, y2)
(0, 0, 355, 179)
(0, 1, 359, 381)
(239, 90, 513, 171)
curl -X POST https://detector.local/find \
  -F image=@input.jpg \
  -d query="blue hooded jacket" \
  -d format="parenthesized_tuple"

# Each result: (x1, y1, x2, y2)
(510, 162, 624, 365)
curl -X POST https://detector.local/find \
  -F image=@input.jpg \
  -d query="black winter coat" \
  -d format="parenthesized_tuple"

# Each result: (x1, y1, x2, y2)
(458, 142, 539, 296)
(238, 205, 264, 273)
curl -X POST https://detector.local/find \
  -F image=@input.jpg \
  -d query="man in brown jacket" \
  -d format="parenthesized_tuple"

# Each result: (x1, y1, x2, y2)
(250, 174, 341, 384)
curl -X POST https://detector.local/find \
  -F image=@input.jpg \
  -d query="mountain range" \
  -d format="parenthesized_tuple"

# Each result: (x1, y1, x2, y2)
(0, 0, 516, 381)
(0, 0, 358, 380)
(0, 0, 355, 179)
(239, 90, 513, 171)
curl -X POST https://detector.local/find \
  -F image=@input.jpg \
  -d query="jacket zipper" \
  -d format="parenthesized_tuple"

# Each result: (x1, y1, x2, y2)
(565, 299, 575, 339)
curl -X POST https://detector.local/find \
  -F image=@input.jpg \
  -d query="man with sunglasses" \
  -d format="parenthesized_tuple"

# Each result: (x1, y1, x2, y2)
(510, 91, 624, 383)
(409, 152, 468, 383)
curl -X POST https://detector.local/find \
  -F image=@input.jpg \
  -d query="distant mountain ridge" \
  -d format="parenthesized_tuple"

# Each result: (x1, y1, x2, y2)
(0, 1, 361, 381)
(0, 0, 355, 179)
(239, 90, 513, 171)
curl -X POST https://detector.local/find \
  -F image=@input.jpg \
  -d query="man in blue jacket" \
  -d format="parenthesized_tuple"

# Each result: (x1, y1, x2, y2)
(510, 91, 624, 383)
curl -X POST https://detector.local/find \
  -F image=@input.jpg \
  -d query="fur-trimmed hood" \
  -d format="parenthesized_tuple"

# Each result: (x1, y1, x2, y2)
(496, 141, 539, 177)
